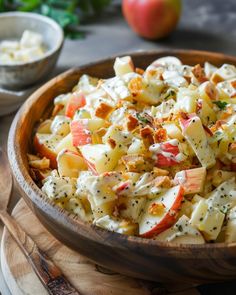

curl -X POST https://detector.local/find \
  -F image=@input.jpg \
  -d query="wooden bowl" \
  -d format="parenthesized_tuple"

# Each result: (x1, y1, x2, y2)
(8, 49, 236, 284)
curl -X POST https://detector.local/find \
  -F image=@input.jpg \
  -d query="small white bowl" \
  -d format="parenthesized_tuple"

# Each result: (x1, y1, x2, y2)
(0, 12, 64, 89)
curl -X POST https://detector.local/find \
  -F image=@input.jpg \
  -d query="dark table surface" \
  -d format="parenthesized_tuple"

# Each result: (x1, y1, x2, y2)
(57, 0, 236, 72)
(0, 0, 236, 294)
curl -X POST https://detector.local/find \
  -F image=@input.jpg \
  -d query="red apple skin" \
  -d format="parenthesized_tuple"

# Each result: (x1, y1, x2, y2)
(33, 135, 57, 169)
(140, 185, 184, 238)
(71, 120, 92, 147)
(122, 0, 182, 40)
(65, 93, 86, 119)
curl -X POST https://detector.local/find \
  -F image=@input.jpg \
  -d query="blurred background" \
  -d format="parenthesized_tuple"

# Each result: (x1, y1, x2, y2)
(0, 0, 236, 70)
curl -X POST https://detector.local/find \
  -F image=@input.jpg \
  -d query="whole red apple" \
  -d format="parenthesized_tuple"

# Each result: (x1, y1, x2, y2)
(122, 0, 182, 40)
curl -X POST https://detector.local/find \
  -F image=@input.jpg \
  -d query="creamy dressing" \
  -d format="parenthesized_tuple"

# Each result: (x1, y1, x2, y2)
(149, 139, 187, 163)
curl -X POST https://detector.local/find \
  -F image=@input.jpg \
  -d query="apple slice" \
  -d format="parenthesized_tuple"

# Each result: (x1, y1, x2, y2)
(71, 118, 106, 147)
(174, 167, 206, 195)
(204, 62, 218, 79)
(162, 123, 184, 141)
(139, 185, 184, 238)
(65, 92, 86, 118)
(190, 199, 225, 241)
(54, 133, 77, 154)
(211, 64, 236, 84)
(206, 177, 236, 212)
(42, 174, 76, 201)
(150, 56, 182, 68)
(113, 56, 134, 76)
(80, 144, 123, 174)
(149, 139, 186, 167)
(155, 215, 205, 244)
(225, 207, 236, 243)
(57, 149, 87, 178)
(179, 114, 216, 168)
(94, 215, 138, 235)
(71, 120, 92, 146)
(33, 133, 63, 169)
(37, 119, 52, 134)
(50, 115, 71, 136)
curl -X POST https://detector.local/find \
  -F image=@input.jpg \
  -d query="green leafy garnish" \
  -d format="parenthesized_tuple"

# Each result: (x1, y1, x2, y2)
(136, 113, 150, 124)
(1, 0, 111, 39)
(163, 90, 175, 100)
(213, 101, 228, 110)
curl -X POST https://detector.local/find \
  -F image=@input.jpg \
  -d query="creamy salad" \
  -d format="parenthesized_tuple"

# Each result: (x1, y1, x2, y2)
(28, 55, 236, 244)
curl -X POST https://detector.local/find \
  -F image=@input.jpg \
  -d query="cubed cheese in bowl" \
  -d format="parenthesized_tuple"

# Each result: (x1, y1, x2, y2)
(0, 12, 64, 89)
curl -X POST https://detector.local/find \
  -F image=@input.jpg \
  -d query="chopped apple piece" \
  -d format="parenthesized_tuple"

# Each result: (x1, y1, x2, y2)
(174, 95, 196, 114)
(42, 174, 76, 200)
(127, 138, 146, 154)
(94, 215, 138, 235)
(80, 144, 123, 174)
(57, 149, 87, 178)
(180, 114, 216, 168)
(151, 56, 182, 68)
(54, 133, 77, 154)
(197, 98, 216, 125)
(65, 92, 86, 118)
(33, 133, 63, 169)
(73, 74, 98, 94)
(28, 157, 50, 170)
(120, 197, 146, 222)
(190, 199, 225, 241)
(204, 62, 218, 79)
(101, 76, 131, 102)
(225, 207, 236, 243)
(225, 219, 236, 243)
(217, 80, 236, 98)
(174, 167, 206, 195)
(139, 185, 184, 238)
(155, 215, 205, 244)
(71, 118, 106, 147)
(77, 174, 118, 219)
(211, 64, 236, 84)
(198, 81, 218, 102)
(71, 120, 92, 146)
(50, 115, 71, 136)
(212, 170, 236, 187)
(37, 119, 52, 134)
(128, 76, 164, 105)
(149, 139, 186, 167)
(103, 125, 132, 148)
(162, 123, 183, 141)
(76, 172, 121, 213)
(206, 177, 236, 213)
(178, 199, 193, 218)
(64, 197, 89, 221)
(114, 56, 134, 76)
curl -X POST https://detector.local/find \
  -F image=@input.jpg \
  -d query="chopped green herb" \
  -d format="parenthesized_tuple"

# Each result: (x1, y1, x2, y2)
(136, 113, 150, 124)
(213, 101, 228, 110)
(164, 90, 175, 100)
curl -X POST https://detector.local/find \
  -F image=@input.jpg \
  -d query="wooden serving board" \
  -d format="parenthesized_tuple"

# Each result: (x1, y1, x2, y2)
(1, 199, 201, 295)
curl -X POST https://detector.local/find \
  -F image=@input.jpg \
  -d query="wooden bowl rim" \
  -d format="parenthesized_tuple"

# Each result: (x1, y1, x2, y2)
(8, 49, 236, 252)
